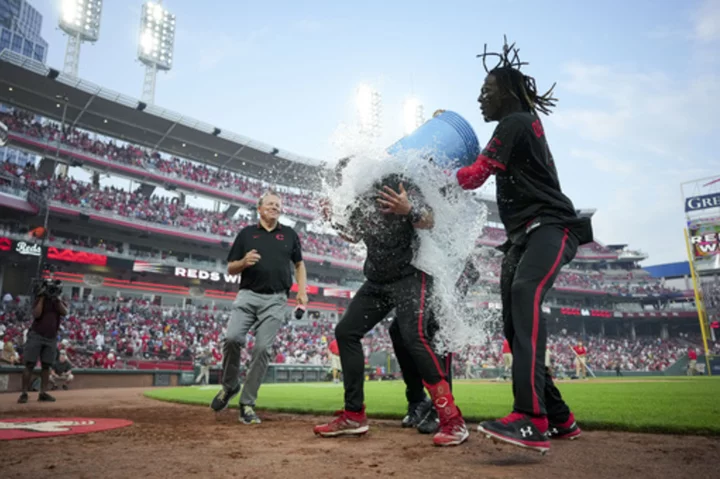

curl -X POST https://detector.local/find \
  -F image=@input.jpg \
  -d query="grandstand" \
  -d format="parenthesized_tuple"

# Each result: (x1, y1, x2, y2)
(0, 50, 713, 378)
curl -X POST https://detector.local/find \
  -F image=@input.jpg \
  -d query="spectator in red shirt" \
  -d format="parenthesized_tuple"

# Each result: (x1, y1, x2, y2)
(103, 352, 117, 369)
(687, 348, 697, 376)
(572, 341, 587, 380)
(328, 339, 341, 384)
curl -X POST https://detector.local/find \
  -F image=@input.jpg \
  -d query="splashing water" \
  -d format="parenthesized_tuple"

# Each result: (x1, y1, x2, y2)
(316, 135, 500, 353)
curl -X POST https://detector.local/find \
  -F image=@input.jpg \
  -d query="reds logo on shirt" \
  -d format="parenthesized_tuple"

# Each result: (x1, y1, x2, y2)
(275, 234, 284, 241)
(531, 119, 545, 138)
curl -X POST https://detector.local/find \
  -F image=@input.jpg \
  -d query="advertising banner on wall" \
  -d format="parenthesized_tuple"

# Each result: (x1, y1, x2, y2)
(687, 221, 720, 273)
(132, 261, 320, 294)
(685, 193, 720, 213)
(689, 222, 720, 258)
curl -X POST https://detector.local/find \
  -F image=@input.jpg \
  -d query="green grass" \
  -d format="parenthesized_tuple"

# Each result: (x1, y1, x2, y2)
(145, 377, 720, 436)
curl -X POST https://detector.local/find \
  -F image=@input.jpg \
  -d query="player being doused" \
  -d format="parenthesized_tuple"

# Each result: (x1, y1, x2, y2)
(313, 158, 472, 447)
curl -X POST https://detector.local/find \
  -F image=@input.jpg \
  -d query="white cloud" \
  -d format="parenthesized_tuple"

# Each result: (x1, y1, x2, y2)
(550, 62, 719, 162)
(695, 0, 720, 42)
(569, 149, 634, 174)
(544, 12, 720, 264)
(551, 108, 630, 143)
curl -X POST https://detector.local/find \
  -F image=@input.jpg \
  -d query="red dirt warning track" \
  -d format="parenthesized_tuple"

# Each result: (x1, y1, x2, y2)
(0, 388, 718, 479)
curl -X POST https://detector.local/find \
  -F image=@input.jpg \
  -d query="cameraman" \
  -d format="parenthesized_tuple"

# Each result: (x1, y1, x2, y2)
(18, 280, 68, 404)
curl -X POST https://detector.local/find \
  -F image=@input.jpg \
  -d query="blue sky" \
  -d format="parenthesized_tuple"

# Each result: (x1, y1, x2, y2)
(31, 0, 720, 265)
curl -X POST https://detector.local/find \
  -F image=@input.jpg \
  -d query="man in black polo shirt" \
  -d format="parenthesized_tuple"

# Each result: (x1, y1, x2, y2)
(313, 173, 469, 447)
(211, 191, 307, 424)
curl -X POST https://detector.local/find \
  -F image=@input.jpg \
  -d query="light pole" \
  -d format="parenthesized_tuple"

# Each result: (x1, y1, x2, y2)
(138, 1, 176, 104)
(403, 97, 424, 135)
(356, 84, 382, 138)
(59, 0, 103, 77)
(34, 96, 68, 282)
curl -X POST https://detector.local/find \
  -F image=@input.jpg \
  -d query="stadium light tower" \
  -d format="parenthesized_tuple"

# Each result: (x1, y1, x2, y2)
(58, 0, 103, 77)
(138, 1, 176, 105)
(356, 84, 382, 137)
(403, 97, 424, 135)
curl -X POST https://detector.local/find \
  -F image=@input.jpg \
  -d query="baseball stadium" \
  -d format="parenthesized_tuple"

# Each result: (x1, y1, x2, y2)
(1, 1, 719, 478)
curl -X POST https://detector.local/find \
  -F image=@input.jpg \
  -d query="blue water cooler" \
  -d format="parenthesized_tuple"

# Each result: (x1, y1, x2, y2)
(386, 110, 480, 169)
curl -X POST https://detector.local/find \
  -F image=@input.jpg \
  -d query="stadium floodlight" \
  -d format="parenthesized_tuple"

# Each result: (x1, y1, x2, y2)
(403, 97, 424, 135)
(356, 83, 382, 137)
(58, 0, 103, 77)
(137, 0, 176, 104)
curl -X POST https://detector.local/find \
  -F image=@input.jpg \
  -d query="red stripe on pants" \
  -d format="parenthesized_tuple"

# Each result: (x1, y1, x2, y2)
(530, 229, 569, 415)
(417, 272, 445, 379)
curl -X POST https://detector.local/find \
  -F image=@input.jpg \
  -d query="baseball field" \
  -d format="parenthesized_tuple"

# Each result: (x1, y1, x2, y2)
(147, 376, 720, 435)
(2, 377, 719, 478)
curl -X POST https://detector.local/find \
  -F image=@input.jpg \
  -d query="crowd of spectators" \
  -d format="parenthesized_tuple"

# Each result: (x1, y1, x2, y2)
(0, 105, 681, 293)
(701, 276, 720, 317)
(478, 227, 621, 259)
(2, 296, 708, 376)
(0, 108, 320, 212)
(2, 158, 679, 294)
(1, 161, 365, 262)
(475, 254, 676, 296)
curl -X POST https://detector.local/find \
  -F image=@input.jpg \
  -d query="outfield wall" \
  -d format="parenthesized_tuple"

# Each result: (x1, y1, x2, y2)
(0, 363, 331, 393)
(0, 366, 184, 393)
(3, 360, 708, 394)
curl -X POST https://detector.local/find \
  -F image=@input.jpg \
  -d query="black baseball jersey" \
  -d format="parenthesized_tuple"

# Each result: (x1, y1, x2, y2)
(227, 223, 302, 294)
(482, 112, 592, 244)
(344, 174, 431, 284)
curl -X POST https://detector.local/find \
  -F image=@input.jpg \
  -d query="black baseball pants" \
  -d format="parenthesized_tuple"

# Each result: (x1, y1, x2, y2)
(501, 225, 578, 419)
(335, 270, 449, 412)
(389, 312, 452, 404)
(387, 256, 480, 404)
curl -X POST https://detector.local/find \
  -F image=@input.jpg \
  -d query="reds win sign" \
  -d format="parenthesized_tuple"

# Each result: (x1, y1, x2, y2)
(174, 267, 240, 283)
(689, 226, 720, 258)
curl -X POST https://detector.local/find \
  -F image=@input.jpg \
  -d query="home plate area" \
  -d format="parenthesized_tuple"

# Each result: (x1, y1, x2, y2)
(0, 417, 133, 440)
(0, 388, 718, 478)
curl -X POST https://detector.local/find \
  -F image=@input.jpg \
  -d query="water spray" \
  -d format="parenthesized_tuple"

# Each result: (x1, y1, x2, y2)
(320, 111, 501, 352)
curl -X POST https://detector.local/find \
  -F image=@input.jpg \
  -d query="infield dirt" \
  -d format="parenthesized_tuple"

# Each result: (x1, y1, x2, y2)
(1, 387, 717, 479)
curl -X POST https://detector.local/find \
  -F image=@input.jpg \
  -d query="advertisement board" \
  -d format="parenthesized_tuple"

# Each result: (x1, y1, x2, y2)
(689, 222, 720, 259)
(132, 261, 321, 294)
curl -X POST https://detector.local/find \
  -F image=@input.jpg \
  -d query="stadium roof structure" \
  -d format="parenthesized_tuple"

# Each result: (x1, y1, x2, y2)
(0, 50, 330, 189)
(643, 262, 691, 279)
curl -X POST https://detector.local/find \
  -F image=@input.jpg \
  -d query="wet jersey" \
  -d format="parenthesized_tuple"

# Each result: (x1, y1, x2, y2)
(481, 112, 591, 244)
(344, 174, 431, 284)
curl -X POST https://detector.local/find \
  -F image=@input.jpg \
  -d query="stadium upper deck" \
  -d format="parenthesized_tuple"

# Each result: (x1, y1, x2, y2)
(0, 50, 326, 190)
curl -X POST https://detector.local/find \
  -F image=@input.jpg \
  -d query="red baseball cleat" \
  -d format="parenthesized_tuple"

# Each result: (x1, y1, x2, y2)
(313, 409, 369, 437)
(433, 414, 469, 447)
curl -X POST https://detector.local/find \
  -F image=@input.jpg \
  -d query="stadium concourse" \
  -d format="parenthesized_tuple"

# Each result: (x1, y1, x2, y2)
(0, 52, 709, 380)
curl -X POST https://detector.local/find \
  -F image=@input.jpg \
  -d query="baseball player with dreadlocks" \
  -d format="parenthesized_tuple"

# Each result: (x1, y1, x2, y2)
(446, 37, 592, 454)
